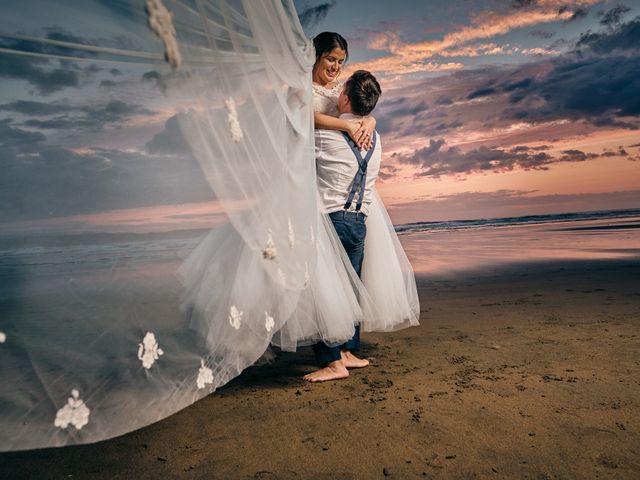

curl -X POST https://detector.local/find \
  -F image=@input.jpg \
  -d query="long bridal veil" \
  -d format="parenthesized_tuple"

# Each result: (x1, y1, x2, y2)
(0, 0, 418, 451)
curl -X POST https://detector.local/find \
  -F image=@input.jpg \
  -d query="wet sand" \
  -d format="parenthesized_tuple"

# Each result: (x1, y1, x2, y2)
(2, 258, 639, 479)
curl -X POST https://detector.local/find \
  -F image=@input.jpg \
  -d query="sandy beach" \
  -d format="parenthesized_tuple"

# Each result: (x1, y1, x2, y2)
(3, 256, 639, 479)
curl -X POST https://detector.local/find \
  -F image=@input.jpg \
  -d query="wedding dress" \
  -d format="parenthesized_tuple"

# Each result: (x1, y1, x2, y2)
(312, 81, 420, 333)
(0, 0, 417, 451)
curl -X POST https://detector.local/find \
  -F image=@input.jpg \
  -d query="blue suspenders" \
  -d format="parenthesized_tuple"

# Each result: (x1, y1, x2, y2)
(341, 131, 377, 212)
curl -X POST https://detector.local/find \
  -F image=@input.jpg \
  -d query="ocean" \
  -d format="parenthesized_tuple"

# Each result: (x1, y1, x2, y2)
(395, 208, 640, 234)
(0, 208, 638, 298)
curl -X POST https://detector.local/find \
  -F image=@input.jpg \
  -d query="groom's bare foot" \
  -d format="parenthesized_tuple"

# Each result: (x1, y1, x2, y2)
(341, 350, 370, 369)
(303, 360, 349, 383)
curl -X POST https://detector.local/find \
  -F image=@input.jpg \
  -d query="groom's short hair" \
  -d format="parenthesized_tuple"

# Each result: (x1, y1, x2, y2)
(344, 70, 381, 117)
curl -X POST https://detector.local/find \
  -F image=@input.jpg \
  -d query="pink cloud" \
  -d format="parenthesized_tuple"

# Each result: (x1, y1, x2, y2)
(353, 3, 601, 76)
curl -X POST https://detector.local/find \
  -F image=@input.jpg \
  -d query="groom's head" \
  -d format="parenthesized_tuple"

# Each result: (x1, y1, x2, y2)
(338, 70, 381, 117)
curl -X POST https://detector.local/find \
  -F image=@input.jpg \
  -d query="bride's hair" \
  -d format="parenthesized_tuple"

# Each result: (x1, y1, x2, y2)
(312, 31, 349, 65)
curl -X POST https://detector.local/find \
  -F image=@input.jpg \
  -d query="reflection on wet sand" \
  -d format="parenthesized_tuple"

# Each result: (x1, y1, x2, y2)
(400, 215, 640, 276)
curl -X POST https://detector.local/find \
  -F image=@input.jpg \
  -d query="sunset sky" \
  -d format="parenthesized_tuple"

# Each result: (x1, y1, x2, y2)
(297, 0, 640, 223)
(0, 0, 639, 234)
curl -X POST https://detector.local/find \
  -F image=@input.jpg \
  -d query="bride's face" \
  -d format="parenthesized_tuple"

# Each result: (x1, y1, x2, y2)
(313, 47, 346, 85)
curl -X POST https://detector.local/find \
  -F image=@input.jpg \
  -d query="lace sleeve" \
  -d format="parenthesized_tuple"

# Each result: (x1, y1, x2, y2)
(312, 82, 341, 117)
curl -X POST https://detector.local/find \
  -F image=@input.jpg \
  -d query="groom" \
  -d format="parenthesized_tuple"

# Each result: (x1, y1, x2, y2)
(304, 70, 382, 383)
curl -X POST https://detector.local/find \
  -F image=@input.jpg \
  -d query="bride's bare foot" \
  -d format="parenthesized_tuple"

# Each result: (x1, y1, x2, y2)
(341, 350, 370, 369)
(303, 360, 349, 383)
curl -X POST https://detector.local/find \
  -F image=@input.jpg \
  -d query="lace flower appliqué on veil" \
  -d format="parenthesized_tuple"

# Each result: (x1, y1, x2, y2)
(229, 305, 243, 330)
(54, 389, 90, 431)
(263, 230, 277, 260)
(138, 332, 164, 369)
(304, 262, 310, 287)
(288, 218, 295, 248)
(145, 0, 182, 69)
(264, 312, 275, 332)
(196, 360, 214, 390)
(224, 97, 243, 143)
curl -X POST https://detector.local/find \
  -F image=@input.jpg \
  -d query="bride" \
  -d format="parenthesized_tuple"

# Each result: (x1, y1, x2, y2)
(0, 0, 418, 451)
(303, 32, 419, 382)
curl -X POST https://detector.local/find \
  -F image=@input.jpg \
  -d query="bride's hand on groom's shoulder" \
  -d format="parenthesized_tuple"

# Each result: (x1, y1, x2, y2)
(347, 117, 376, 150)
(360, 116, 376, 150)
(346, 120, 364, 147)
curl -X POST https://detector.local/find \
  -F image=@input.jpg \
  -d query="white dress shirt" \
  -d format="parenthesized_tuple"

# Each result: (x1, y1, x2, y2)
(315, 113, 382, 216)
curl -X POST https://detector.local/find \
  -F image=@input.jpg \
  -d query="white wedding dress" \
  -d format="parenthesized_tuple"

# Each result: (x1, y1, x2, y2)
(0, 0, 417, 451)
(312, 81, 420, 333)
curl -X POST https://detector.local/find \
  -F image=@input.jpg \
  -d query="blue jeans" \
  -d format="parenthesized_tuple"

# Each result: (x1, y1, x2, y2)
(313, 210, 366, 364)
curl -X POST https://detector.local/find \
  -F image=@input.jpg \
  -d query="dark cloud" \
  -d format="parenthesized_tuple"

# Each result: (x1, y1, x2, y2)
(141, 70, 178, 93)
(467, 87, 496, 100)
(0, 26, 140, 95)
(0, 141, 213, 222)
(393, 141, 618, 178)
(44, 28, 94, 50)
(431, 120, 463, 131)
(41, 26, 139, 54)
(3, 99, 156, 131)
(600, 146, 629, 157)
(417, 18, 640, 133)
(530, 29, 555, 39)
(480, 19, 640, 128)
(564, 6, 589, 22)
(559, 149, 598, 162)
(591, 115, 638, 129)
(397, 102, 429, 116)
(297, 1, 336, 29)
(510, 145, 531, 153)
(503, 78, 533, 92)
(402, 145, 554, 178)
(0, 118, 46, 147)
(599, 5, 632, 28)
(511, 0, 588, 21)
(511, 0, 537, 8)
(99, 79, 117, 88)
(380, 97, 408, 107)
(145, 115, 191, 154)
(378, 164, 399, 181)
(0, 53, 80, 95)
(0, 100, 74, 116)
(0, 28, 91, 95)
(375, 114, 393, 134)
(576, 16, 640, 53)
(432, 97, 452, 106)
(376, 98, 431, 135)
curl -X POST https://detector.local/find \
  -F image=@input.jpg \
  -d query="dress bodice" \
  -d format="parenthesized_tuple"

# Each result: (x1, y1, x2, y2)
(312, 81, 341, 118)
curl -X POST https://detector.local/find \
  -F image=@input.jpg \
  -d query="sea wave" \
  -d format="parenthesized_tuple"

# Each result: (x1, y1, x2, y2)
(394, 208, 640, 234)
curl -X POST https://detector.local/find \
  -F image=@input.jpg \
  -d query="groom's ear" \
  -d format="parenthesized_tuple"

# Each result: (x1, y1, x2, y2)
(341, 92, 350, 108)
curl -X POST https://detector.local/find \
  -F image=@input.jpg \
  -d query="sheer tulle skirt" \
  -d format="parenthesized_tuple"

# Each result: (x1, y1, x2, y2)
(360, 190, 420, 332)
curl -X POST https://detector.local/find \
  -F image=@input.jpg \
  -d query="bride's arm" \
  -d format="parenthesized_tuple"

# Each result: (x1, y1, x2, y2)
(314, 112, 376, 149)
(314, 111, 359, 133)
